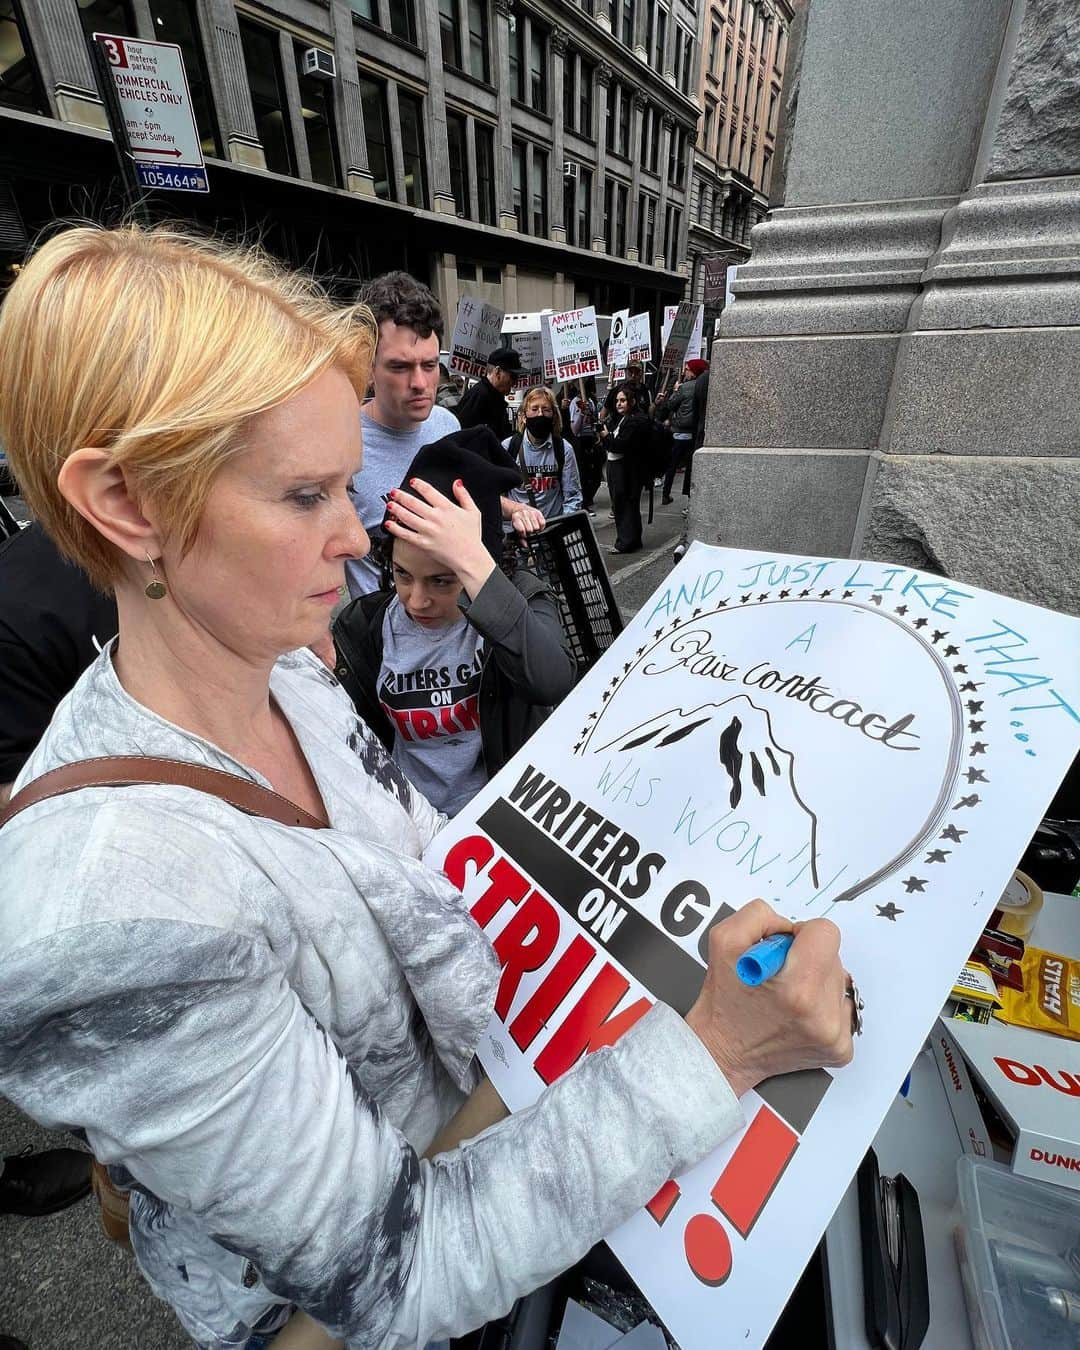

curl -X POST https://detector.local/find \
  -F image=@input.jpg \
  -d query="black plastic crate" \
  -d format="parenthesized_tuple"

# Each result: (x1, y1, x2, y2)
(516, 511, 623, 677)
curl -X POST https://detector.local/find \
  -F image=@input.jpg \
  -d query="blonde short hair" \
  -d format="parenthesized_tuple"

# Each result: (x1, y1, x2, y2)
(515, 385, 562, 440)
(0, 224, 375, 589)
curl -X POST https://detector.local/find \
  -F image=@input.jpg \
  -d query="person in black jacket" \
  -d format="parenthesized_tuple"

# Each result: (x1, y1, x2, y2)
(604, 382, 652, 554)
(332, 427, 575, 816)
(455, 345, 522, 444)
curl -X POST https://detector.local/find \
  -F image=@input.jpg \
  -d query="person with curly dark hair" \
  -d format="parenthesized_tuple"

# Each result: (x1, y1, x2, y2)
(343, 273, 460, 597)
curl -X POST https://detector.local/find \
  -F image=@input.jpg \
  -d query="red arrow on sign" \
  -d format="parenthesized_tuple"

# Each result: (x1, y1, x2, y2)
(131, 146, 183, 157)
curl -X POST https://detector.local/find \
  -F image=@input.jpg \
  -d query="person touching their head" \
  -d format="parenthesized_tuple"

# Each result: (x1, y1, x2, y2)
(332, 427, 575, 816)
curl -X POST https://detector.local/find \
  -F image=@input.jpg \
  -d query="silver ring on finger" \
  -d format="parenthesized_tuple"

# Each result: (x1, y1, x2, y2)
(844, 978, 864, 1037)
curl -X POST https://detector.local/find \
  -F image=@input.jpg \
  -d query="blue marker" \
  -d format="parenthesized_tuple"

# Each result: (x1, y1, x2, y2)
(736, 933, 794, 986)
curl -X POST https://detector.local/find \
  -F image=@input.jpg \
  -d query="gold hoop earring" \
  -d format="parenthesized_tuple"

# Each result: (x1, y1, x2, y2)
(144, 553, 166, 600)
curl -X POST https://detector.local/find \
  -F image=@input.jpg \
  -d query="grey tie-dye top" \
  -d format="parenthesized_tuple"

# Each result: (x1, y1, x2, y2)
(0, 646, 741, 1349)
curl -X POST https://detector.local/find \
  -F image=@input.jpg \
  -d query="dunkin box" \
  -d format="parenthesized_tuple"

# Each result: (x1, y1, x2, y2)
(942, 1017, 1080, 1192)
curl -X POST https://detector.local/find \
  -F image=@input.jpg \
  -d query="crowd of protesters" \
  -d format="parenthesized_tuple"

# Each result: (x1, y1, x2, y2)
(0, 231, 853, 1350)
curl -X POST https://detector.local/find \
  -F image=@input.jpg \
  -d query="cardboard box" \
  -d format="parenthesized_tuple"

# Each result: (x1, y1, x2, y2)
(930, 1019, 992, 1159)
(946, 1017, 1080, 1192)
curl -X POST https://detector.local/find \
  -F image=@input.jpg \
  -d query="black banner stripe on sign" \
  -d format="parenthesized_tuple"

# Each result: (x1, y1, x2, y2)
(754, 1068, 833, 1135)
(478, 798, 706, 1016)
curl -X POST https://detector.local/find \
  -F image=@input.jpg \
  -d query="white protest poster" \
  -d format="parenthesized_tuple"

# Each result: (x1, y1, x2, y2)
(662, 303, 704, 360)
(540, 314, 557, 382)
(549, 306, 604, 382)
(509, 331, 544, 391)
(657, 302, 700, 386)
(449, 297, 505, 379)
(607, 308, 631, 370)
(425, 544, 1080, 1350)
(626, 312, 653, 365)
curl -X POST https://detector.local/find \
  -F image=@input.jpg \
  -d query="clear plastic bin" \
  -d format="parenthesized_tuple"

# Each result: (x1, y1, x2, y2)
(956, 1156, 1080, 1350)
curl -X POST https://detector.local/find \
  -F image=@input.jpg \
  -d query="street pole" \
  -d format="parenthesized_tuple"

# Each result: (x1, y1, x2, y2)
(87, 36, 151, 225)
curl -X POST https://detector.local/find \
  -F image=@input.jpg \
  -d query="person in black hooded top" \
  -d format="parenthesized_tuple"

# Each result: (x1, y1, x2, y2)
(331, 426, 575, 816)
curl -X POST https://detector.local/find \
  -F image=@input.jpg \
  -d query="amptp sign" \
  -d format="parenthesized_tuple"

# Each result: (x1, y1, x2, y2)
(427, 542, 1080, 1349)
(548, 306, 603, 381)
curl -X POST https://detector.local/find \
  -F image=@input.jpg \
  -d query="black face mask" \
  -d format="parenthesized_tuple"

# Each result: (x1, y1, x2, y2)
(525, 414, 554, 440)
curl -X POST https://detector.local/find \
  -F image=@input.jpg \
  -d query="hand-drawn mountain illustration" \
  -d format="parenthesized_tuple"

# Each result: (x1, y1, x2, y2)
(596, 695, 821, 887)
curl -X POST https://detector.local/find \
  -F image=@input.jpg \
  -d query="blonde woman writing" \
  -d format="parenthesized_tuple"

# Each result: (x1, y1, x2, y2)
(0, 227, 854, 1349)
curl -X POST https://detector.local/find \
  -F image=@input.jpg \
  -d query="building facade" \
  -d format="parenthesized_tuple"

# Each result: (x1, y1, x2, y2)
(686, 0, 791, 338)
(0, 0, 705, 344)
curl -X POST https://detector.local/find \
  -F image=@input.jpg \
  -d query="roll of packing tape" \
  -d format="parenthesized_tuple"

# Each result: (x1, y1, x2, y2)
(994, 868, 1044, 940)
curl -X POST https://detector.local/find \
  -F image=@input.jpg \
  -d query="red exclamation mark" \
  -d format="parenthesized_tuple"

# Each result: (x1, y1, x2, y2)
(683, 1105, 799, 1287)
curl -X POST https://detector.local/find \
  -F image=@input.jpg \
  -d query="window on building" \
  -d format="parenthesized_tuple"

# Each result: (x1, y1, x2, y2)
(701, 102, 714, 153)
(467, 0, 488, 81)
(741, 0, 750, 34)
(734, 56, 743, 102)
(76, 0, 136, 39)
(563, 49, 576, 128)
(666, 204, 681, 270)
(708, 23, 720, 74)
(615, 181, 627, 256)
(738, 131, 747, 172)
(359, 74, 392, 199)
(509, 15, 523, 99)
(726, 120, 737, 164)
(578, 57, 593, 133)
(563, 173, 575, 244)
(648, 110, 659, 173)
(295, 46, 339, 186)
(755, 78, 764, 124)
(722, 42, 731, 89)
(577, 168, 592, 246)
(398, 89, 426, 206)
(531, 147, 547, 235)
(768, 87, 778, 132)
(238, 20, 294, 176)
(605, 81, 616, 152)
(457, 260, 477, 281)
(446, 110, 467, 214)
(618, 86, 630, 157)
(387, 0, 416, 43)
(439, 0, 462, 67)
(529, 24, 547, 111)
(512, 139, 525, 230)
(645, 5, 655, 62)
(0, 1, 43, 114)
(762, 146, 773, 195)
(639, 192, 656, 262)
(777, 24, 787, 68)
(148, 1, 219, 156)
(475, 121, 496, 223)
(656, 7, 667, 70)
(619, 0, 635, 48)
(351, 0, 377, 21)
(676, 27, 693, 94)
(668, 125, 685, 189)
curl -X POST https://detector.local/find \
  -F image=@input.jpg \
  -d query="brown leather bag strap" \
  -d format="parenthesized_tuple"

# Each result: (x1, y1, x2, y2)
(0, 755, 329, 831)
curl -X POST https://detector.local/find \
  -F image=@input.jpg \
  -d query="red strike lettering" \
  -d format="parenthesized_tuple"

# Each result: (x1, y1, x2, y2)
(534, 961, 651, 1084)
(442, 834, 495, 891)
(509, 935, 595, 1051)
(389, 695, 480, 742)
(492, 892, 562, 1019)
(471, 856, 531, 928)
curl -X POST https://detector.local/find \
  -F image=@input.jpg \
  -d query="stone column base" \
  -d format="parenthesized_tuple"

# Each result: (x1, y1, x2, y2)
(54, 87, 107, 132)
(550, 225, 567, 244)
(228, 135, 266, 170)
(346, 169, 376, 196)
(652, 253, 666, 269)
(592, 236, 607, 253)
(499, 211, 518, 232)
(626, 246, 639, 262)
(689, 447, 872, 557)
(433, 193, 458, 215)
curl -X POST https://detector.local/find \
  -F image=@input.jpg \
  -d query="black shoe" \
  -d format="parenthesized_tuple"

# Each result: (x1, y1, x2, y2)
(661, 495, 674, 505)
(0, 1335, 30, 1349)
(0, 1147, 92, 1217)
